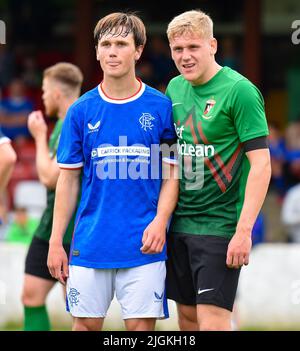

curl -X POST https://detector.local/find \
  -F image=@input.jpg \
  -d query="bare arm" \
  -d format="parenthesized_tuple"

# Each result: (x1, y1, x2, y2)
(28, 111, 59, 189)
(0, 142, 17, 193)
(226, 148, 271, 268)
(141, 162, 179, 254)
(0, 142, 17, 222)
(48, 168, 80, 284)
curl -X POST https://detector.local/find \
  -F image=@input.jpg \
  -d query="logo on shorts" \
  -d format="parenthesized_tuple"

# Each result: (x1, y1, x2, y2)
(197, 288, 215, 295)
(154, 291, 163, 302)
(68, 288, 80, 307)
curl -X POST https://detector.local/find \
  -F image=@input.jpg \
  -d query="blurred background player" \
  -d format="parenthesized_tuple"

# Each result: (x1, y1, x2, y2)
(0, 79, 34, 143)
(21, 62, 83, 331)
(5, 206, 38, 245)
(48, 12, 178, 331)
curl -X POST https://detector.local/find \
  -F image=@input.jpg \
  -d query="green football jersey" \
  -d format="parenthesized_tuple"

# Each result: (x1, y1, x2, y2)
(34, 119, 75, 244)
(166, 66, 269, 238)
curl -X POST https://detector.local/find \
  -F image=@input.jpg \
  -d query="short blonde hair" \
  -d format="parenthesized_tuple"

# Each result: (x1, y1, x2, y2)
(94, 12, 146, 48)
(43, 62, 83, 96)
(167, 10, 213, 41)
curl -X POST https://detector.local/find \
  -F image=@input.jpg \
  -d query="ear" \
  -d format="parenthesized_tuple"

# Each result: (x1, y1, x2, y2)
(53, 86, 61, 101)
(134, 45, 144, 62)
(210, 38, 217, 56)
(95, 44, 100, 61)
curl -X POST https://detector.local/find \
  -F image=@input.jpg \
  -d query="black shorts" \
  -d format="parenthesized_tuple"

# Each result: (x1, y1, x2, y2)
(25, 236, 71, 282)
(166, 232, 241, 312)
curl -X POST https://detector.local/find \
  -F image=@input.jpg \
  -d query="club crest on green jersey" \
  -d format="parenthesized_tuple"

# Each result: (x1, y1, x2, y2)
(202, 98, 216, 120)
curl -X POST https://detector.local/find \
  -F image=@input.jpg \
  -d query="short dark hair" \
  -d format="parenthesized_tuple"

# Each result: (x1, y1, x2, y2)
(94, 12, 146, 48)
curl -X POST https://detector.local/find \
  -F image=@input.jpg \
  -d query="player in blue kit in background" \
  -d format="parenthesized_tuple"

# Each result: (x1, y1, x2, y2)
(47, 12, 178, 331)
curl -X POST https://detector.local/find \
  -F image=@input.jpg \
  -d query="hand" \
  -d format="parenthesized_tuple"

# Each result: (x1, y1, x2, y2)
(226, 231, 252, 269)
(47, 242, 69, 285)
(27, 110, 48, 140)
(140, 216, 167, 254)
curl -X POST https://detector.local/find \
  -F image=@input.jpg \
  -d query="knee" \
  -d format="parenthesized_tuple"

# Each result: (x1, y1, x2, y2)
(197, 305, 232, 331)
(72, 319, 101, 331)
(178, 308, 198, 331)
(198, 315, 232, 331)
(178, 315, 196, 330)
(21, 286, 37, 306)
(72, 323, 90, 331)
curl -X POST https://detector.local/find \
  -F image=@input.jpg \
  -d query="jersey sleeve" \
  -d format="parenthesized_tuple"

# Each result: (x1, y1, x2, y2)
(57, 105, 84, 169)
(229, 80, 269, 143)
(160, 98, 178, 165)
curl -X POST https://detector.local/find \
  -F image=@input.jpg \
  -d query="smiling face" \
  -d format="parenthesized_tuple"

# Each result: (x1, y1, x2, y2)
(96, 29, 143, 80)
(169, 32, 217, 86)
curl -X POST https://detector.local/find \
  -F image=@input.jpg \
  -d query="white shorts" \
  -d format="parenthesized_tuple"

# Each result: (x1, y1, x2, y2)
(66, 261, 168, 319)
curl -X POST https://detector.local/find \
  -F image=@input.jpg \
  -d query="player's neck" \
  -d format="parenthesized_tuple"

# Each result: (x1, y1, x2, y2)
(101, 75, 141, 100)
(193, 62, 222, 86)
(57, 97, 77, 120)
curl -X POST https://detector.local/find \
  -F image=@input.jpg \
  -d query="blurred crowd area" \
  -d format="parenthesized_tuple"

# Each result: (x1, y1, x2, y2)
(0, 26, 298, 248)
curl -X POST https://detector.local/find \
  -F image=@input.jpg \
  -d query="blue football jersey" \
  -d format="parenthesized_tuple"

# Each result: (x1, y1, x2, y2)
(57, 81, 177, 269)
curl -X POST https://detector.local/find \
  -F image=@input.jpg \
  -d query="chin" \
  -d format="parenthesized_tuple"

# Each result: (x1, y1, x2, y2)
(182, 72, 202, 84)
(46, 108, 57, 117)
(106, 71, 125, 79)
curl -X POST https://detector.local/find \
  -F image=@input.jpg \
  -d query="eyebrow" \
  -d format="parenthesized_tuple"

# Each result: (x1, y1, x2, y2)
(100, 38, 129, 45)
(172, 43, 201, 49)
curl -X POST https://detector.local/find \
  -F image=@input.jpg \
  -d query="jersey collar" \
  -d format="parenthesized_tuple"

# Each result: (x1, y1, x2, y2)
(98, 78, 145, 104)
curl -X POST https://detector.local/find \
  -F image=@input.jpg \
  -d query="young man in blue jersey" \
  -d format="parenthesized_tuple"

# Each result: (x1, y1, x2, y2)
(47, 12, 178, 331)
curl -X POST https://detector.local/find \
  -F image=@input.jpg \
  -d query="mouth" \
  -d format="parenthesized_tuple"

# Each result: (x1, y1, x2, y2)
(182, 63, 195, 69)
(107, 62, 121, 67)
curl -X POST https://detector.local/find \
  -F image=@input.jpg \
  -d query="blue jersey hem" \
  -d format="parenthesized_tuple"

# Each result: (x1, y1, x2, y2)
(69, 255, 167, 269)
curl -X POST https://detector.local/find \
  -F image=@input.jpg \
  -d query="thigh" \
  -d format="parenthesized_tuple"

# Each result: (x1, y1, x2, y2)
(66, 265, 115, 318)
(116, 261, 167, 320)
(190, 235, 241, 312)
(166, 232, 196, 305)
(22, 274, 56, 306)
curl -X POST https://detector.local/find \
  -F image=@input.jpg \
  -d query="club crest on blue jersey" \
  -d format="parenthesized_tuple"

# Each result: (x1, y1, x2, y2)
(68, 288, 80, 307)
(139, 113, 155, 131)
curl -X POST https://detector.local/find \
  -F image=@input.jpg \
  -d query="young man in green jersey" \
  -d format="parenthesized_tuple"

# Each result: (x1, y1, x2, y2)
(165, 10, 271, 331)
(21, 63, 83, 331)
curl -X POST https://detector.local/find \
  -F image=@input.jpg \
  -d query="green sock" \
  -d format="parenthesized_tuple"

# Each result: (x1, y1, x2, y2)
(24, 305, 51, 331)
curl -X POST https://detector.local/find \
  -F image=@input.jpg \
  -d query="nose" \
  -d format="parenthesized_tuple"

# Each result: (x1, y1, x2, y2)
(182, 49, 191, 62)
(108, 44, 117, 57)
